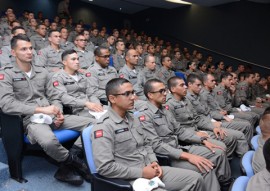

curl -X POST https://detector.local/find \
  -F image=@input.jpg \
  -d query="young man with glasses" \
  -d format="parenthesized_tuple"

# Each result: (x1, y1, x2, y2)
(137, 79, 233, 191)
(73, 34, 94, 71)
(86, 46, 117, 105)
(91, 78, 205, 191)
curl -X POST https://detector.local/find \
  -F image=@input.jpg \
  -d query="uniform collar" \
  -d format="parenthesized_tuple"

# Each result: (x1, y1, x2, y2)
(107, 107, 132, 124)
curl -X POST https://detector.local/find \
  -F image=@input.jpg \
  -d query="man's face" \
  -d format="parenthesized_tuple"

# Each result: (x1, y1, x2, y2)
(50, 22, 58, 30)
(148, 46, 155, 54)
(209, 65, 215, 73)
(188, 79, 202, 95)
(255, 73, 260, 82)
(116, 42, 125, 51)
(219, 62, 225, 70)
(113, 30, 119, 38)
(109, 82, 135, 111)
(30, 19, 37, 27)
(83, 31, 90, 40)
(204, 74, 216, 90)
(161, 49, 168, 57)
(247, 74, 255, 85)
(126, 50, 138, 66)
(63, 53, 80, 72)
(223, 76, 233, 88)
(145, 56, 156, 71)
(60, 28, 68, 39)
(28, 13, 34, 20)
(148, 82, 167, 105)
(107, 36, 115, 45)
(92, 29, 98, 36)
(61, 19, 67, 26)
(238, 65, 245, 72)
(44, 19, 50, 27)
(189, 62, 197, 71)
(37, 25, 46, 37)
(75, 25, 82, 33)
(200, 64, 207, 72)
(96, 49, 110, 68)
(13, 29, 26, 36)
(135, 45, 143, 55)
(162, 57, 172, 68)
(49, 31, 61, 45)
(75, 35, 86, 49)
(7, 13, 16, 22)
(172, 79, 187, 98)
(175, 52, 181, 60)
(231, 73, 238, 85)
(11, 40, 33, 63)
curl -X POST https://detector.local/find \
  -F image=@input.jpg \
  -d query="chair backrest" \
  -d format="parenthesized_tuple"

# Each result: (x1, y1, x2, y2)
(256, 125, 261, 135)
(82, 125, 97, 174)
(241, 150, 255, 177)
(251, 135, 259, 151)
(175, 72, 187, 83)
(229, 176, 250, 191)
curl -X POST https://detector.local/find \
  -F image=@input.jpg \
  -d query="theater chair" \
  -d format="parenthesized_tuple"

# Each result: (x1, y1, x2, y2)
(228, 176, 250, 191)
(240, 150, 255, 177)
(82, 125, 133, 191)
(0, 112, 80, 183)
(175, 72, 187, 83)
(251, 135, 259, 151)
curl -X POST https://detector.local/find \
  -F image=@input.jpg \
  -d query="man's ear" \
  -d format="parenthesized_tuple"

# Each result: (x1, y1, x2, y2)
(108, 95, 116, 104)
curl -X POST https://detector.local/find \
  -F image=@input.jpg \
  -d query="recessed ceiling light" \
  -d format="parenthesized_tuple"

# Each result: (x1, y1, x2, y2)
(89, 0, 93, 1)
(166, 0, 192, 5)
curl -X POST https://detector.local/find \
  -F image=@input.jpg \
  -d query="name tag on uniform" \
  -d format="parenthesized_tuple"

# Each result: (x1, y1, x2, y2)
(64, 82, 75, 85)
(153, 114, 162, 119)
(174, 105, 184, 109)
(217, 91, 222, 95)
(115, 128, 129, 134)
(129, 75, 137, 79)
(98, 73, 105, 76)
(13, 78, 26, 82)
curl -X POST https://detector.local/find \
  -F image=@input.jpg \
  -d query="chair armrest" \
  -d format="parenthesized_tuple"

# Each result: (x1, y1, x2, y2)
(156, 154, 171, 166)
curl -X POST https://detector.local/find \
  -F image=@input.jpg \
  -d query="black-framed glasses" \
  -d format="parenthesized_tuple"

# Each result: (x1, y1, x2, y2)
(150, 88, 167, 94)
(113, 90, 136, 97)
(77, 39, 87, 41)
(98, 54, 111, 58)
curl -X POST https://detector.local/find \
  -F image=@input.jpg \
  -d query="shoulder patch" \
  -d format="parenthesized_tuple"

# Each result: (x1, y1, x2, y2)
(165, 105, 169, 110)
(53, 81, 59, 87)
(119, 74, 124, 78)
(0, 50, 2, 54)
(240, 87, 246, 90)
(217, 91, 222, 95)
(0, 74, 4, 80)
(38, 51, 42, 55)
(94, 130, 103, 138)
(139, 115, 145, 121)
(85, 72, 91, 77)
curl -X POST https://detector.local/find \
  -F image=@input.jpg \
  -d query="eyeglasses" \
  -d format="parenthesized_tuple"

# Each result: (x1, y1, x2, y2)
(113, 90, 136, 97)
(150, 88, 167, 94)
(98, 54, 111, 58)
(77, 39, 87, 41)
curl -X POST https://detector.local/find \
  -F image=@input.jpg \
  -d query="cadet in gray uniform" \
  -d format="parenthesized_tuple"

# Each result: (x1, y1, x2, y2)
(91, 78, 204, 191)
(112, 40, 126, 71)
(119, 49, 139, 87)
(82, 29, 95, 52)
(186, 74, 249, 156)
(73, 34, 94, 70)
(89, 28, 99, 46)
(50, 49, 102, 118)
(137, 79, 232, 191)
(37, 30, 64, 72)
(155, 56, 175, 87)
(213, 72, 259, 127)
(136, 55, 157, 100)
(67, 23, 82, 43)
(172, 50, 186, 72)
(59, 27, 75, 51)
(25, 18, 37, 38)
(30, 24, 49, 51)
(200, 73, 253, 142)
(0, 35, 93, 185)
(235, 72, 266, 115)
(135, 43, 144, 71)
(86, 46, 118, 105)
(247, 138, 270, 191)
(167, 76, 240, 159)
(252, 110, 270, 173)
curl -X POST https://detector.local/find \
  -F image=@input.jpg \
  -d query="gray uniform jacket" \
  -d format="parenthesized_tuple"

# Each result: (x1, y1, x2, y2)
(36, 46, 64, 71)
(235, 81, 253, 106)
(50, 70, 100, 115)
(74, 47, 94, 69)
(112, 53, 126, 71)
(89, 35, 98, 46)
(156, 67, 175, 87)
(172, 58, 186, 72)
(118, 64, 138, 86)
(86, 62, 118, 99)
(85, 41, 95, 52)
(252, 135, 266, 174)
(30, 34, 49, 51)
(166, 94, 214, 131)
(91, 107, 157, 179)
(246, 168, 270, 191)
(60, 40, 75, 51)
(138, 101, 202, 159)
(67, 31, 78, 43)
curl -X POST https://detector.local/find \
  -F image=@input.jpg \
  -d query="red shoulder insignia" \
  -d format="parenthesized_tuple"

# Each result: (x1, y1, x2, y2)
(119, 74, 124, 78)
(240, 87, 245, 90)
(139, 115, 145, 121)
(217, 91, 222, 95)
(165, 105, 169, 110)
(53, 81, 59, 87)
(85, 72, 91, 77)
(0, 74, 4, 80)
(38, 51, 42, 55)
(94, 130, 103, 138)
(0, 50, 2, 54)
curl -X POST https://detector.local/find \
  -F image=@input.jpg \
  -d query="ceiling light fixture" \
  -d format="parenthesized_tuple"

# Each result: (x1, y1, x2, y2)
(165, 0, 192, 5)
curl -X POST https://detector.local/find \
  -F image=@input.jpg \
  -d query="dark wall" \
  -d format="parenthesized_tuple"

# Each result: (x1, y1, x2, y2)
(131, 1, 270, 74)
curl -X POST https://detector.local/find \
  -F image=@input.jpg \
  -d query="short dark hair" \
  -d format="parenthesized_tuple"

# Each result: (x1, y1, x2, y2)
(11, 26, 25, 35)
(263, 138, 270, 172)
(187, 61, 195, 70)
(167, 76, 183, 92)
(220, 72, 233, 80)
(144, 54, 154, 64)
(94, 46, 109, 56)
(62, 49, 77, 61)
(187, 73, 202, 84)
(11, 34, 30, 49)
(244, 72, 254, 79)
(161, 56, 170, 63)
(144, 79, 163, 99)
(263, 106, 270, 115)
(37, 23, 46, 29)
(48, 29, 59, 37)
(238, 72, 246, 80)
(106, 78, 131, 103)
